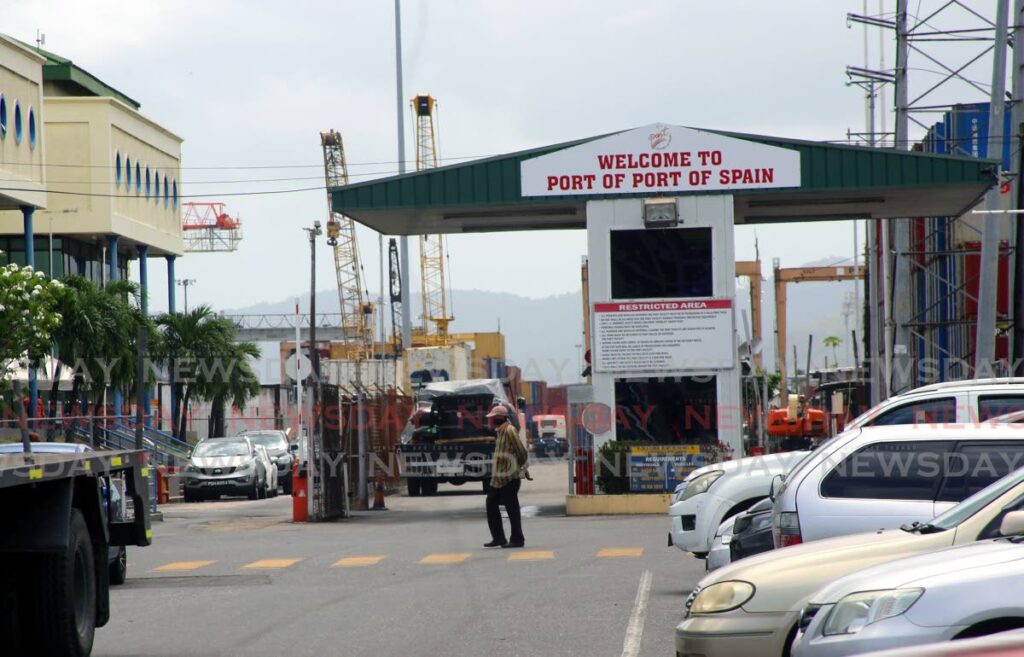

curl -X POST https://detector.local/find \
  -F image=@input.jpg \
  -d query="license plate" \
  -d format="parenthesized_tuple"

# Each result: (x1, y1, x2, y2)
(204, 481, 221, 487)
(436, 464, 464, 476)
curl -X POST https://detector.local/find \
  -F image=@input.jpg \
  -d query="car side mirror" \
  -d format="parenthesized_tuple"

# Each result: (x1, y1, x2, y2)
(288, 443, 298, 453)
(999, 510, 1024, 537)
(769, 474, 783, 502)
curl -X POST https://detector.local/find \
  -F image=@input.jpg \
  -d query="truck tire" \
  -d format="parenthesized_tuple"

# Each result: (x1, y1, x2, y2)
(421, 480, 438, 496)
(30, 508, 97, 657)
(407, 478, 421, 497)
(109, 547, 127, 586)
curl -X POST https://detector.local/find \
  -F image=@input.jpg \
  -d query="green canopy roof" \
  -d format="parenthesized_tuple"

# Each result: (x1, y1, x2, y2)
(330, 128, 998, 235)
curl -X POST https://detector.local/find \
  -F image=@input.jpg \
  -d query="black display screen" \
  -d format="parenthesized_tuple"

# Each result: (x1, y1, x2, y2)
(610, 227, 712, 299)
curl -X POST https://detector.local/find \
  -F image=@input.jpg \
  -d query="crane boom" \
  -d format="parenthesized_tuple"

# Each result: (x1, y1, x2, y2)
(412, 94, 454, 343)
(320, 130, 371, 354)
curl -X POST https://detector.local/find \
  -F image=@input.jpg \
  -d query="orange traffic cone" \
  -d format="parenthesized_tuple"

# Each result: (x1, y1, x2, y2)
(371, 474, 388, 511)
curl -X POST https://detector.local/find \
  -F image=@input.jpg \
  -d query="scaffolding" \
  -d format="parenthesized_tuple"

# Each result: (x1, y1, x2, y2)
(181, 202, 242, 252)
(848, 1, 1020, 399)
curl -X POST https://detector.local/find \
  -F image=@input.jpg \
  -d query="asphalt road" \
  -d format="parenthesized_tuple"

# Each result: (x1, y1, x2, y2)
(94, 461, 705, 657)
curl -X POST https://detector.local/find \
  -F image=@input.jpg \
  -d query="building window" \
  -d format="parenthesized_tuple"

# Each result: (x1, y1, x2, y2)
(125, 156, 132, 188)
(153, 171, 159, 202)
(145, 166, 151, 198)
(28, 107, 36, 150)
(163, 177, 169, 207)
(14, 100, 22, 144)
(135, 161, 141, 194)
(172, 180, 178, 209)
(115, 151, 123, 186)
(0, 95, 7, 139)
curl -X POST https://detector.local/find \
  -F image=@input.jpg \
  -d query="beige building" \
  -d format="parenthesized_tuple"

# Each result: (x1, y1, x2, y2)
(0, 35, 183, 291)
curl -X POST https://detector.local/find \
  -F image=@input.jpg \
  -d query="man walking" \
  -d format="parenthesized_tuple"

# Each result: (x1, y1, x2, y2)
(484, 404, 529, 549)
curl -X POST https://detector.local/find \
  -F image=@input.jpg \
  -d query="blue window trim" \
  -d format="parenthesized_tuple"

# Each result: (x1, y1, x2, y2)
(153, 171, 159, 203)
(0, 95, 7, 139)
(28, 107, 36, 150)
(145, 166, 151, 198)
(115, 151, 122, 186)
(13, 100, 22, 144)
(135, 162, 141, 193)
(163, 177, 169, 207)
(172, 180, 178, 209)
(125, 156, 132, 188)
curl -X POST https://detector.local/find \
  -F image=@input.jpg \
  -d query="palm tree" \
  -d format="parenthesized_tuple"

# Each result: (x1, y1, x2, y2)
(155, 306, 260, 441)
(823, 335, 842, 367)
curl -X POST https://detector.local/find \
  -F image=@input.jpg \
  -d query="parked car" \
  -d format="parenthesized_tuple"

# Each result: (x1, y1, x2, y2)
(670, 451, 808, 557)
(253, 444, 278, 497)
(729, 497, 775, 562)
(844, 378, 1024, 429)
(793, 512, 1024, 657)
(183, 437, 267, 502)
(0, 441, 129, 584)
(706, 515, 736, 572)
(239, 429, 294, 494)
(675, 464, 1024, 657)
(771, 424, 1024, 548)
(859, 629, 1024, 657)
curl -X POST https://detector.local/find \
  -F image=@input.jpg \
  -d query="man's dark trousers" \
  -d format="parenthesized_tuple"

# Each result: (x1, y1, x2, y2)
(486, 479, 524, 544)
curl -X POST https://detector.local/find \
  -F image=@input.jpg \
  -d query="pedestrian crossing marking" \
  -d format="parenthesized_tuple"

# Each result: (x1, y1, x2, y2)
(597, 547, 644, 558)
(333, 556, 387, 567)
(242, 558, 302, 569)
(508, 550, 554, 561)
(153, 560, 216, 572)
(419, 552, 472, 565)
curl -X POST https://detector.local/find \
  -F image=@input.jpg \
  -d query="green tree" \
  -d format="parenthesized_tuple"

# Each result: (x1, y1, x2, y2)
(823, 336, 842, 366)
(155, 306, 260, 441)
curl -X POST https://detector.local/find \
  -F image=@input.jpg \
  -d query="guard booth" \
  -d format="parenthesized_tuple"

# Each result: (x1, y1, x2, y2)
(328, 123, 996, 493)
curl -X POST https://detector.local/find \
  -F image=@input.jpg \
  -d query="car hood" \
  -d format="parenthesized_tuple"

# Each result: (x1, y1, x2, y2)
(697, 527, 955, 613)
(809, 539, 1024, 605)
(190, 456, 253, 468)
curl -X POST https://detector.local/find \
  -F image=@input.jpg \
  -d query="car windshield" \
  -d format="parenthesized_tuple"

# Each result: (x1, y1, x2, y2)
(925, 468, 1024, 531)
(244, 432, 288, 451)
(194, 441, 249, 457)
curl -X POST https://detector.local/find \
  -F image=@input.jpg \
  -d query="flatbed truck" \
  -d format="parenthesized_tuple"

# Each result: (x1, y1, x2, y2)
(0, 446, 152, 657)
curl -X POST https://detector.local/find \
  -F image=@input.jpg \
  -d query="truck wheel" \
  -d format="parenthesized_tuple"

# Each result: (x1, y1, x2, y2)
(422, 480, 438, 496)
(31, 508, 97, 657)
(407, 479, 421, 497)
(109, 547, 127, 585)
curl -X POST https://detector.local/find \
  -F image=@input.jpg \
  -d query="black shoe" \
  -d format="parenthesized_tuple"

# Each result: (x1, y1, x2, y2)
(484, 540, 508, 548)
(501, 541, 525, 549)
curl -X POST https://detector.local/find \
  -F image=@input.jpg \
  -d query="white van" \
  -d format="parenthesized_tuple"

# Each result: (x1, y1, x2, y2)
(771, 424, 1024, 548)
(845, 378, 1024, 429)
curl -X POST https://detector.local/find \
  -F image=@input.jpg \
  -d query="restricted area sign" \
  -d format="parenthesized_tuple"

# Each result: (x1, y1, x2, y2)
(628, 445, 706, 493)
(520, 123, 801, 197)
(592, 299, 734, 373)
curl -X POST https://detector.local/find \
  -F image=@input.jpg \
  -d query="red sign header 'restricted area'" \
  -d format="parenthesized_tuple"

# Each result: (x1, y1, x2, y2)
(594, 299, 733, 313)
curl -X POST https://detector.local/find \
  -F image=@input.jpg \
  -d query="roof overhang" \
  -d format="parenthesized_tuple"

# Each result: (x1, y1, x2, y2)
(330, 125, 998, 235)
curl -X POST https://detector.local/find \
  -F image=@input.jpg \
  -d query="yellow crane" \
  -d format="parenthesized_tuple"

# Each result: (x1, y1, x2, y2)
(320, 130, 373, 357)
(412, 94, 454, 344)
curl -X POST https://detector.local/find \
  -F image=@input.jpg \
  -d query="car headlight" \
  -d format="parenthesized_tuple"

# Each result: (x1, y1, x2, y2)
(185, 465, 198, 474)
(236, 462, 251, 472)
(689, 580, 755, 614)
(678, 471, 724, 502)
(823, 589, 924, 636)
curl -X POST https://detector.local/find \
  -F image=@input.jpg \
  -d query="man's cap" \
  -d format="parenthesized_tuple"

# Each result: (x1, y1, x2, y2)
(486, 405, 509, 419)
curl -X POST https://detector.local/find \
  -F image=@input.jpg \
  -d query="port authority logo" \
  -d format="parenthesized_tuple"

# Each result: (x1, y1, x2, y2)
(649, 124, 671, 150)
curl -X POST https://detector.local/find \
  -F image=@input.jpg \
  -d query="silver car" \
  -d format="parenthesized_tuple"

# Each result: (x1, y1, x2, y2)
(239, 430, 294, 494)
(705, 515, 736, 572)
(183, 437, 267, 502)
(793, 512, 1024, 657)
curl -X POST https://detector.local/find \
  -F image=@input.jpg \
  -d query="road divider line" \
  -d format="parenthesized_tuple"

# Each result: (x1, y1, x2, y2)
(597, 547, 644, 558)
(333, 556, 387, 567)
(621, 569, 652, 657)
(419, 553, 472, 565)
(507, 550, 554, 562)
(242, 558, 303, 570)
(153, 560, 216, 573)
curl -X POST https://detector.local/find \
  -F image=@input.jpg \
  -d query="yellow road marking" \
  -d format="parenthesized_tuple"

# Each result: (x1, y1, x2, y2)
(419, 552, 472, 565)
(153, 560, 215, 572)
(597, 547, 644, 558)
(333, 556, 387, 568)
(242, 558, 302, 569)
(508, 550, 554, 562)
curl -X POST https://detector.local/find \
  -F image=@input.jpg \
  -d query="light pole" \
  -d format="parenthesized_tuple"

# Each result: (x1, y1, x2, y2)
(575, 343, 583, 382)
(302, 221, 322, 519)
(177, 278, 196, 313)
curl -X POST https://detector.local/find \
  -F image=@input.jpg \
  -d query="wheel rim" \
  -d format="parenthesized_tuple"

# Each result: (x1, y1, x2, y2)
(118, 549, 127, 574)
(73, 545, 90, 635)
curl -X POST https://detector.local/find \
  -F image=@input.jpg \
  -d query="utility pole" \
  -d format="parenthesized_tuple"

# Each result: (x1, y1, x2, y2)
(975, 0, 1011, 375)
(890, 0, 912, 395)
(1012, 0, 1024, 374)
(395, 0, 412, 349)
(304, 222, 322, 519)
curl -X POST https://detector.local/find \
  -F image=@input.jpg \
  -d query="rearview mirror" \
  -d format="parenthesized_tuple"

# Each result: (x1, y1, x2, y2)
(999, 510, 1024, 537)
(769, 474, 783, 502)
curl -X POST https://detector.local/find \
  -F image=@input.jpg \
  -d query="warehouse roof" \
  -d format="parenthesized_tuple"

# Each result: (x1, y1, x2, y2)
(330, 126, 999, 235)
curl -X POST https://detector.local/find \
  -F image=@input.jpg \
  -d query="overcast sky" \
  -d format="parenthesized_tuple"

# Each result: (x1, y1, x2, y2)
(7, 0, 997, 318)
